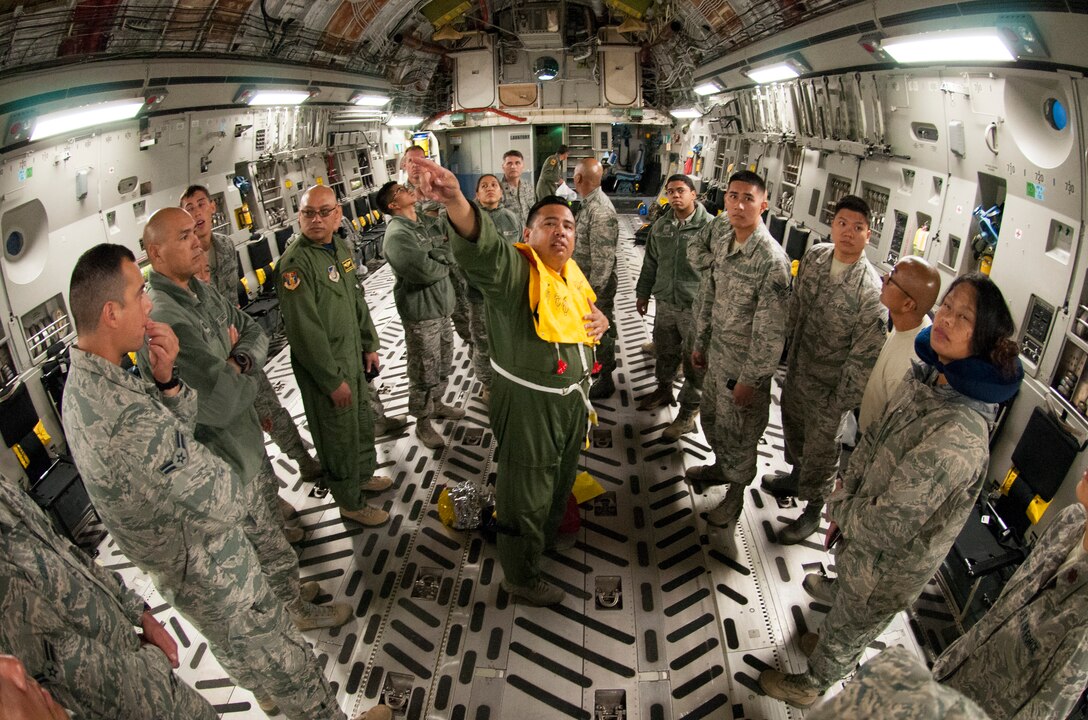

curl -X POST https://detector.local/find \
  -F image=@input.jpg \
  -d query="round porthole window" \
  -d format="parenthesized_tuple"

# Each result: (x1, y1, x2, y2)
(5, 230, 24, 258)
(1044, 97, 1068, 131)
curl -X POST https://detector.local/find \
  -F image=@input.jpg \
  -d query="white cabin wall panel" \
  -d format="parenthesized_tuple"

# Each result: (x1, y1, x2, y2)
(880, 73, 949, 178)
(453, 48, 498, 110)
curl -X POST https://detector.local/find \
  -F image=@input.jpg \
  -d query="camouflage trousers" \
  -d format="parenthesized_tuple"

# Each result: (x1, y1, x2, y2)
(701, 366, 771, 488)
(254, 368, 308, 462)
(246, 457, 302, 608)
(469, 298, 492, 387)
(168, 554, 346, 720)
(652, 300, 702, 413)
(43, 636, 216, 720)
(450, 268, 472, 343)
(804, 538, 925, 691)
(404, 316, 454, 419)
(596, 273, 618, 376)
(781, 378, 841, 503)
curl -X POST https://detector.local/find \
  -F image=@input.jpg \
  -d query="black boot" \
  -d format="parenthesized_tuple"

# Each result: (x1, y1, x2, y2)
(778, 501, 822, 545)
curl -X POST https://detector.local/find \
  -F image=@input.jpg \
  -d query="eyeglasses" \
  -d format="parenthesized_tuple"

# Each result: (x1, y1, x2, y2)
(392, 186, 410, 200)
(300, 207, 337, 220)
(885, 270, 916, 304)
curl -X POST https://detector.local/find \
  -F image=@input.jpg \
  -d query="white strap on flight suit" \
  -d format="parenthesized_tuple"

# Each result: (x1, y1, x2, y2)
(489, 345, 598, 434)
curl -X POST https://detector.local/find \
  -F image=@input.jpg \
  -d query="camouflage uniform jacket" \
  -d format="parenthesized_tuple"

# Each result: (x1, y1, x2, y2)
(692, 219, 791, 390)
(933, 503, 1088, 720)
(635, 203, 712, 308)
(384, 214, 457, 322)
(62, 348, 256, 602)
(807, 646, 990, 720)
(535, 154, 565, 198)
(572, 187, 619, 294)
(829, 362, 995, 599)
(405, 180, 442, 217)
(137, 271, 268, 483)
(500, 176, 534, 226)
(208, 232, 238, 302)
(278, 232, 379, 395)
(785, 243, 887, 414)
(0, 479, 147, 709)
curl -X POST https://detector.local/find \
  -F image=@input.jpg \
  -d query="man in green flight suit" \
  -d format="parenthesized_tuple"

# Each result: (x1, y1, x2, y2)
(535, 144, 569, 201)
(276, 185, 392, 527)
(409, 157, 610, 606)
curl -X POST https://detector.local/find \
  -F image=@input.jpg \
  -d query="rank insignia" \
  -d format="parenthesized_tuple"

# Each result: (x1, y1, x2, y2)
(341, 257, 356, 274)
(158, 431, 189, 475)
(282, 271, 300, 290)
(328, 265, 341, 282)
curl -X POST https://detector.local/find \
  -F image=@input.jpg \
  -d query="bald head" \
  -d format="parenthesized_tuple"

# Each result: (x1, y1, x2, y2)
(883, 256, 941, 329)
(299, 185, 342, 244)
(143, 207, 202, 287)
(573, 158, 602, 196)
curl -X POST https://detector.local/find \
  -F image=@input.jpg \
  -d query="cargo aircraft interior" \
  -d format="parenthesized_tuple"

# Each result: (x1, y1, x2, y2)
(1, 1, 1088, 718)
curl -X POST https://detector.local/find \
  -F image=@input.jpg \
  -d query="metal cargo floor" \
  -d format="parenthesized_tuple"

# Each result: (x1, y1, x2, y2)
(98, 215, 951, 719)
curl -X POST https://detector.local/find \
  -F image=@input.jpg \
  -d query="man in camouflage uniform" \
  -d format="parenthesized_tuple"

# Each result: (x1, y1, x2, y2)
(572, 157, 620, 400)
(472, 174, 522, 399)
(0, 478, 216, 719)
(276, 186, 393, 528)
(180, 185, 324, 484)
(807, 647, 989, 720)
(60, 243, 390, 720)
(932, 477, 1088, 719)
(688, 171, 791, 557)
(535, 144, 569, 201)
(409, 158, 609, 607)
(403, 146, 470, 342)
(634, 174, 712, 441)
(376, 179, 465, 449)
(137, 207, 355, 633)
(763, 195, 887, 544)
(499, 149, 535, 226)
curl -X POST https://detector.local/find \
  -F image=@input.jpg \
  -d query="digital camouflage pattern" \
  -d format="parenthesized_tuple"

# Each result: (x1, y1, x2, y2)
(636, 203, 713, 412)
(207, 231, 239, 301)
(384, 214, 458, 418)
(807, 646, 990, 720)
(449, 209, 592, 586)
(62, 349, 348, 719)
(573, 186, 619, 376)
(804, 364, 995, 691)
(254, 367, 310, 463)
(535, 153, 565, 200)
(781, 243, 886, 502)
(136, 272, 301, 609)
(500, 176, 534, 227)
(933, 502, 1088, 720)
(0, 479, 216, 720)
(469, 206, 522, 387)
(692, 218, 790, 489)
(277, 232, 380, 512)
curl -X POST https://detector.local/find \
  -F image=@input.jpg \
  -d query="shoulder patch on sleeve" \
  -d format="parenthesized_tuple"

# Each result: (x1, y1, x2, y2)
(549, 158, 557, 166)
(282, 271, 300, 290)
(158, 431, 189, 475)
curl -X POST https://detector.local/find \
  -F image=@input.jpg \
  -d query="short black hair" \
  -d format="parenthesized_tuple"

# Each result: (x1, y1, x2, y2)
(180, 184, 211, 205)
(376, 180, 399, 214)
(665, 174, 696, 192)
(832, 195, 871, 226)
(476, 174, 501, 193)
(526, 196, 572, 228)
(943, 272, 1019, 377)
(69, 243, 136, 334)
(727, 170, 765, 193)
(557, 144, 568, 155)
(503, 150, 524, 160)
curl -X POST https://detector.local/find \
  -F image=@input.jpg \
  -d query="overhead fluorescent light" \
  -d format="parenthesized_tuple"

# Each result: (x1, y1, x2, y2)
(387, 115, 425, 127)
(694, 80, 723, 96)
(350, 92, 391, 107)
(235, 88, 317, 106)
(669, 107, 702, 119)
(882, 28, 1016, 64)
(30, 99, 145, 141)
(743, 54, 810, 84)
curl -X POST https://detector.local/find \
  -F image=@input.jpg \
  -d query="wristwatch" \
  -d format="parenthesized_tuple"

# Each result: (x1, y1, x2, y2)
(154, 367, 181, 391)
